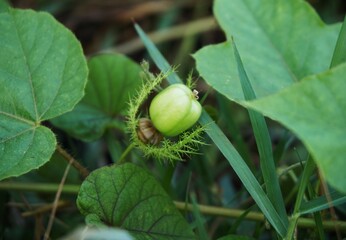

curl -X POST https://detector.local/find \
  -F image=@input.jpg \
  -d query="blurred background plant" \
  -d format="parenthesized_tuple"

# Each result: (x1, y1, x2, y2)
(1, 0, 346, 239)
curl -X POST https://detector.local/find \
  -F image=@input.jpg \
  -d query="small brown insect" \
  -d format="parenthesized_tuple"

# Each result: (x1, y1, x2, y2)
(137, 118, 163, 145)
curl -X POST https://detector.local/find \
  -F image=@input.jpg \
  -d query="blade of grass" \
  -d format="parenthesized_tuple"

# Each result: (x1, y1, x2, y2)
(217, 94, 254, 170)
(284, 157, 315, 240)
(134, 23, 287, 237)
(190, 193, 209, 240)
(135, 25, 180, 84)
(300, 190, 346, 215)
(306, 177, 325, 240)
(232, 39, 288, 227)
(330, 15, 346, 68)
(199, 112, 287, 237)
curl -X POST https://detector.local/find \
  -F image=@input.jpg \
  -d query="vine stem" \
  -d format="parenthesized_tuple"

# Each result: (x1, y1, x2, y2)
(117, 142, 136, 164)
(173, 201, 346, 232)
(56, 145, 89, 179)
(0, 181, 345, 232)
(0, 182, 79, 194)
(21, 200, 69, 217)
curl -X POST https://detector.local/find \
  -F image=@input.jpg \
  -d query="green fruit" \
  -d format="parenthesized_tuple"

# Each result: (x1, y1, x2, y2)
(149, 84, 202, 137)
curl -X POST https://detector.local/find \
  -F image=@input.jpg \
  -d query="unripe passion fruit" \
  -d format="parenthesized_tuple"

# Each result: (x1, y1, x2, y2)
(149, 84, 202, 137)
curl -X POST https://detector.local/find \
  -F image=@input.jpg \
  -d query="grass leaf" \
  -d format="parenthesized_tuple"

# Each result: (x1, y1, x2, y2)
(285, 157, 315, 239)
(232, 40, 288, 226)
(330, 15, 346, 68)
(300, 190, 346, 215)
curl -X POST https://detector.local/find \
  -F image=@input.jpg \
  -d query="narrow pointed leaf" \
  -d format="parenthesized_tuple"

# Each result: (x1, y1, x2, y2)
(243, 63, 346, 192)
(232, 41, 288, 225)
(300, 191, 346, 215)
(330, 16, 346, 67)
(134, 24, 180, 84)
(285, 157, 316, 239)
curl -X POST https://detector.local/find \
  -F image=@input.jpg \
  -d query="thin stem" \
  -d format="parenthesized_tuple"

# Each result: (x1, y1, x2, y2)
(0, 182, 80, 194)
(1, 181, 345, 232)
(174, 201, 346, 232)
(278, 161, 306, 178)
(56, 145, 89, 179)
(285, 157, 315, 239)
(320, 171, 342, 239)
(44, 158, 72, 240)
(117, 142, 136, 164)
(21, 200, 70, 217)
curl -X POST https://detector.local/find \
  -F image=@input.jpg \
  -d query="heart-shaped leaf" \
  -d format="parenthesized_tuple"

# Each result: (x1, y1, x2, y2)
(0, 8, 87, 180)
(51, 54, 142, 141)
(77, 163, 195, 239)
(194, 0, 346, 192)
(194, 0, 340, 101)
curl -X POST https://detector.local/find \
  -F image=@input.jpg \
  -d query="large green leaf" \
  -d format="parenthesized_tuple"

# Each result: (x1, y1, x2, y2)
(0, 9, 87, 180)
(194, 0, 340, 101)
(194, 0, 346, 192)
(51, 54, 142, 141)
(243, 63, 346, 192)
(77, 163, 195, 239)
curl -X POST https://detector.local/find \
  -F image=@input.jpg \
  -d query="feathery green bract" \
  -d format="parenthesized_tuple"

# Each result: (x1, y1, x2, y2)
(126, 62, 205, 162)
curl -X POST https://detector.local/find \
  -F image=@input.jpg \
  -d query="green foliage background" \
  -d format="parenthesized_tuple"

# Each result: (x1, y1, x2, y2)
(0, 0, 346, 239)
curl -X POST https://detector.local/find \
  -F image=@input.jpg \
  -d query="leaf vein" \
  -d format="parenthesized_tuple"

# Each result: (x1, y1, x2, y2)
(0, 126, 36, 143)
(147, 214, 173, 232)
(0, 110, 35, 125)
(93, 173, 108, 222)
(240, 0, 298, 82)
